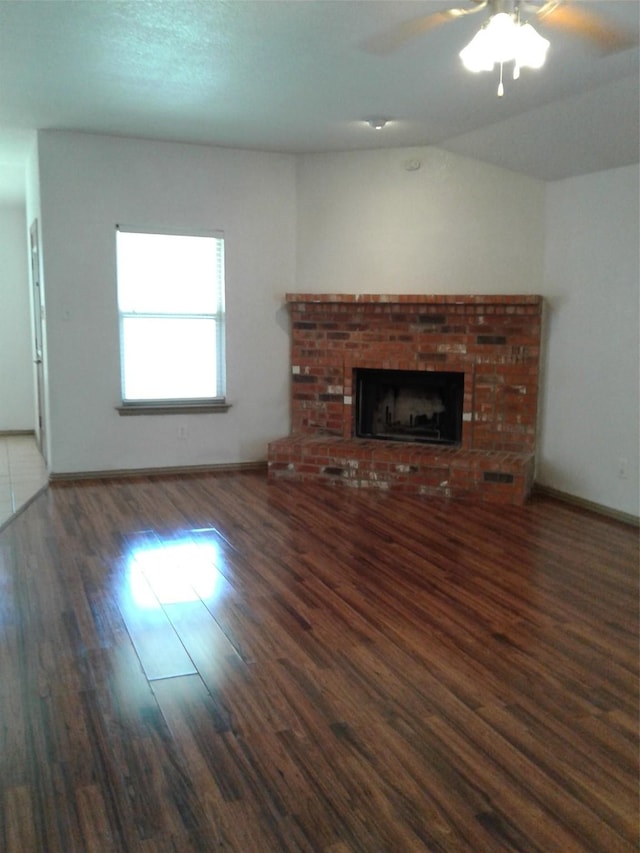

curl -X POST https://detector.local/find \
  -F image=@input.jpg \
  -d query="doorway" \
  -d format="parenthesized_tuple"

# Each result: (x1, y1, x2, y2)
(29, 219, 47, 464)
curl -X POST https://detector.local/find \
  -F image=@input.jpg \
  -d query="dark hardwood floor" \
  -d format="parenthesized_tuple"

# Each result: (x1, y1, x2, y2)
(0, 469, 637, 852)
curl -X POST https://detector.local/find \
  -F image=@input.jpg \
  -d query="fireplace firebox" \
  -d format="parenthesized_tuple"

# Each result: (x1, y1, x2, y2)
(355, 368, 464, 446)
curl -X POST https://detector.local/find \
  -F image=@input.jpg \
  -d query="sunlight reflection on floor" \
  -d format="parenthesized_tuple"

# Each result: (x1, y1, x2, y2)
(127, 536, 226, 607)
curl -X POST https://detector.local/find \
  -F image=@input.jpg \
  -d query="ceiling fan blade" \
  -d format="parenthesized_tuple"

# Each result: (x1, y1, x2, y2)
(536, 3, 638, 54)
(362, 3, 487, 55)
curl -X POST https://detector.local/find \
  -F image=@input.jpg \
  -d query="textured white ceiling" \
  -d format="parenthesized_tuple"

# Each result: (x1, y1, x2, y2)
(0, 0, 638, 202)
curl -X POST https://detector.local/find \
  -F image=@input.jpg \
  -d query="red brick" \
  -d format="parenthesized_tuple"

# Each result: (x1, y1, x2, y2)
(271, 295, 542, 503)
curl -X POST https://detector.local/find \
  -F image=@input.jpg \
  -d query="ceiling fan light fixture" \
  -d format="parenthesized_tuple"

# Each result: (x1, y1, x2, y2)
(459, 12, 550, 88)
(459, 27, 495, 72)
(484, 12, 521, 63)
(515, 22, 550, 69)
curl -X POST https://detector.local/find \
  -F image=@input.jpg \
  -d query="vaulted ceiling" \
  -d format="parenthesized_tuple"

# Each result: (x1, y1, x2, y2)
(0, 0, 638, 203)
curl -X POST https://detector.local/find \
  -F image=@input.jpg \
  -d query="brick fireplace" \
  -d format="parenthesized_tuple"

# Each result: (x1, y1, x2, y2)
(268, 294, 543, 504)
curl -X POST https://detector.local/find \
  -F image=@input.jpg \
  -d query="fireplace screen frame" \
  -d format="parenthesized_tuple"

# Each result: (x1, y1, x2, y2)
(354, 367, 465, 446)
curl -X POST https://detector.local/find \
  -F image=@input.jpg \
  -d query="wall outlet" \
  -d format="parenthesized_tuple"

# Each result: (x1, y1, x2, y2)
(177, 424, 188, 440)
(617, 457, 628, 479)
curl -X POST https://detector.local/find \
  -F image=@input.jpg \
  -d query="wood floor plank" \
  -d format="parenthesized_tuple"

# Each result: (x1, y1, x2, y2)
(0, 471, 636, 851)
(113, 551, 198, 681)
(3, 785, 37, 853)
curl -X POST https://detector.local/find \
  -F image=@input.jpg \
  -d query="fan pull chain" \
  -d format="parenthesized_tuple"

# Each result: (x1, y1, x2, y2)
(497, 62, 504, 97)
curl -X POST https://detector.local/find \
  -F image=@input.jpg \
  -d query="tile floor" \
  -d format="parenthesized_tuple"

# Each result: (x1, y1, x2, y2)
(0, 434, 48, 528)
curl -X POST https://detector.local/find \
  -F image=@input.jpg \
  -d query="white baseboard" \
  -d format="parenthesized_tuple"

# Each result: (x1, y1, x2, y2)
(49, 460, 267, 482)
(533, 483, 639, 527)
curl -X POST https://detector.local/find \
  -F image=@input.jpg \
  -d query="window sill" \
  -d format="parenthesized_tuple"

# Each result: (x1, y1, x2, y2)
(116, 401, 231, 416)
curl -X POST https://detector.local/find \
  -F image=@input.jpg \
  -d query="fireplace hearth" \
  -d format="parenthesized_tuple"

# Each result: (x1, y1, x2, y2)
(268, 293, 543, 504)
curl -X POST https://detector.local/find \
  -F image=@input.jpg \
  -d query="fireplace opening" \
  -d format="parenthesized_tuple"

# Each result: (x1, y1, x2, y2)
(354, 368, 464, 445)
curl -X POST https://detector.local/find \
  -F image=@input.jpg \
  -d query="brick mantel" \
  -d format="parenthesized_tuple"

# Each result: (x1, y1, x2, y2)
(285, 293, 542, 306)
(269, 293, 543, 503)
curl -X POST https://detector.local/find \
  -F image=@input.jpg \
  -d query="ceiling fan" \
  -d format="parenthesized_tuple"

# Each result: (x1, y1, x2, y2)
(364, 1, 637, 96)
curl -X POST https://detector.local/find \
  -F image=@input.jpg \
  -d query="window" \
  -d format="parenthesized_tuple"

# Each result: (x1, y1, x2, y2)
(116, 227, 226, 410)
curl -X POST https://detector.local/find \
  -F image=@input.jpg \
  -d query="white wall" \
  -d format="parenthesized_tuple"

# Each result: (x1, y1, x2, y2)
(538, 164, 639, 517)
(35, 131, 639, 516)
(296, 148, 639, 516)
(296, 146, 546, 294)
(0, 204, 34, 431)
(37, 131, 296, 474)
